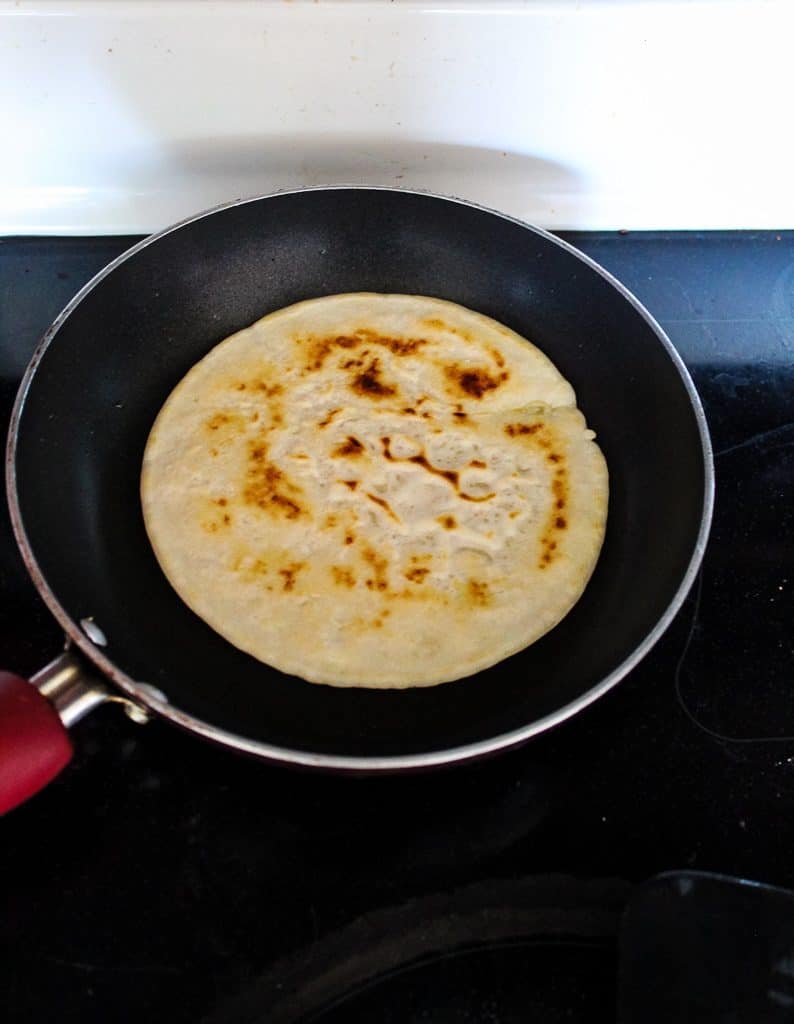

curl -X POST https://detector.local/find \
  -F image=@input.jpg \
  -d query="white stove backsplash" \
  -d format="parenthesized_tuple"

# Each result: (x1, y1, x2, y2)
(3, 0, 793, 234)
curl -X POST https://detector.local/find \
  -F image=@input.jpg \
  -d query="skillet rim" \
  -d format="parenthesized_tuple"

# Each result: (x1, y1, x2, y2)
(4, 185, 715, 771)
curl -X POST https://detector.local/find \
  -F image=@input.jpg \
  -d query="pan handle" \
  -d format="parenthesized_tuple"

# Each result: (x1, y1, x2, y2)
(0, 651, 145, 815)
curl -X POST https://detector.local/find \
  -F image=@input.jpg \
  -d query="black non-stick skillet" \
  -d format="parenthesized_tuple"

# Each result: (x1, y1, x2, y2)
(0, 187, 713, 812)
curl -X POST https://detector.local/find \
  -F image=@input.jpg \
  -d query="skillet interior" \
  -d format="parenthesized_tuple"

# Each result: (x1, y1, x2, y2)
(11, 189, 708, 759)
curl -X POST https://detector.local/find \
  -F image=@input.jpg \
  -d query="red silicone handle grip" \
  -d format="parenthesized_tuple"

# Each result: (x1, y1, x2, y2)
(0, 672, 73, 815)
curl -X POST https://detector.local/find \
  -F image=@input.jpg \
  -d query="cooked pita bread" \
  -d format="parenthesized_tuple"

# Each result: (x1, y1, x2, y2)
(141, 294, 607, 687)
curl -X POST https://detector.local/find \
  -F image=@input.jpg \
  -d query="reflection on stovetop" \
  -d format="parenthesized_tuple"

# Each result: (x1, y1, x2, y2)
(204, 870, 794, 1024)
(205, 875, 627, 1024)
(1, 232, 793, 1024)
(675, 384, 793, 742)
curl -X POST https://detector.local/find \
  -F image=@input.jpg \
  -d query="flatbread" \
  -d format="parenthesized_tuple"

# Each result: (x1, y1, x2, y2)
(141, 293, 608, 687)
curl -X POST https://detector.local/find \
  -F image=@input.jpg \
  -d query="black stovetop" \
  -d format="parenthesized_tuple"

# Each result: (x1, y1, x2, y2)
(1, 231, 792, 1023)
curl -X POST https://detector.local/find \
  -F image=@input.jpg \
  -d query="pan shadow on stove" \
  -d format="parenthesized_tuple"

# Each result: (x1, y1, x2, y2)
(71, 0, 591, 228)
(109, 136, 589, 229)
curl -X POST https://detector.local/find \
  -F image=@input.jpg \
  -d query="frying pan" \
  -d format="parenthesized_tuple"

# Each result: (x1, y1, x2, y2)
(0, 187, 713, 811)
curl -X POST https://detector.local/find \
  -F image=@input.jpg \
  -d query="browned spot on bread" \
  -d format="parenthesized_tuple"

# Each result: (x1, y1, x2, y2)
(351, 357, 398, 399)
(324, 514, 338, 528)
(344, 532, 355, 545)
(377, 336, 426, 356)
(333, 435, 364, 457)
(318, 407, 341, 428)
(365, 492, 400, 522)
(340, 355, 366, 370)
(233, 555, 269, 579)
(421, 317, 471, 341)
(203, 497, 234, 532)
(306, 332, 426, 374)
(205, 411, 243, 432)
(466, 579, 491, 607)
(305, 334, 360, 371)
(444, 363, 508, 399)
(253, 381, 283, 397)
(331, 565, 356, 588)
(506, 422, 570, 560)
(278, 562, 305, 592)
(341, 479, 358, 491)
(438, 515, 457, 529)
(210, 447, 219, 457)
(488, 346, 506, 368)
(469, 459, 486, 468)
(243, 440, 303, 520)
(361, 545, 389, 591)
(391, 586, 439, 603)
(460, 490, 496, 503)
(505, 422, 542, 437)
(235, 382, 246, 391)
(409, 453, 458, 487)
(538, 457, 569, 568)
(552, 471, 567, 511)
(404, 566, 430, 584)
(402, 407, 416, 415)
(383, 444, 495, 503)
(349, 328, 428, 357)
(507, 417, 572, 565)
